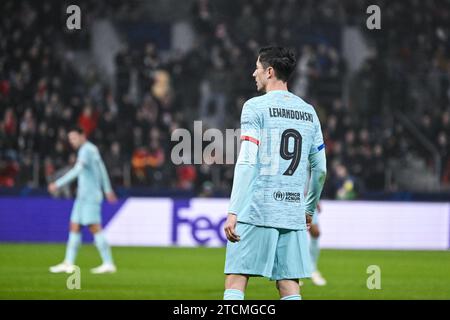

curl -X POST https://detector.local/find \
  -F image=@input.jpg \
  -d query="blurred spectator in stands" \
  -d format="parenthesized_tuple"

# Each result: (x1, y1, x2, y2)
(151, 70, 172, 105)
(147, 138, 166, 186)
(0, 80, 11, 98)
(443, 160, 450, 187)
(115, 45, 132, 101)
(0, 156, 19, 187)
(1, 108, 17, 137)
(333, 162, 358, 200)
(131, 139, 165, 186)
(16, 152, 34, 187)
(78, 105, 98, 137)
(176, 165, 197, 190)
(199, 56, 228, 129)
(191, 0, 213, 38)
(292, 45, 316, 98)
(132, 147, 151, 184)
(142, 43, 161, 79)
(105, 141, 124, 186)
(198, 181, 214, 197)
(235, 4, 260, 44)
(196, 162, 213, 193)
(366, 144, 386, 191)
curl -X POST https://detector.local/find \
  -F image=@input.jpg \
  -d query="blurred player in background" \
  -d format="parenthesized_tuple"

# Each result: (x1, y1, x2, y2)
(303, 165, 327, 286)
(223, 46, 327, 300)
(48, 127, 117, 274)
(309, 202, 326, 286)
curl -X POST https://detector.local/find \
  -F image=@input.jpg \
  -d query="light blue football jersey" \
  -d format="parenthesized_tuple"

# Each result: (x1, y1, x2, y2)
(236, 90, 324, 230)
(55, 141, 112, 203)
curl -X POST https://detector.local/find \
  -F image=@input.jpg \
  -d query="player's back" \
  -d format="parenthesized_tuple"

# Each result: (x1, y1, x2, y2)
(239, 90, 324, 230)
(76, 141, 105, 203)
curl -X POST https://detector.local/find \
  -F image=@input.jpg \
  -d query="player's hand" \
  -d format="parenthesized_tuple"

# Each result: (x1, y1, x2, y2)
(224, 213, 240, 243)
(306, 213, 313, 230)
(106, 191, 118, 203)
(47, 183, 58, 194)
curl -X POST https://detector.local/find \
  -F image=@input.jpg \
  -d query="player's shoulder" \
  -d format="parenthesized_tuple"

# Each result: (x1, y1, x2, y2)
(306, 103, 319, 118)
(292, 94, 315, 111)
(297, 97, 320, 119)
(243, 95, 266, 110)
(82, 141, 99, 154)
(241, 96, 265, 119)
(246, 94, 267, 104)
(243, 94, 278, 116)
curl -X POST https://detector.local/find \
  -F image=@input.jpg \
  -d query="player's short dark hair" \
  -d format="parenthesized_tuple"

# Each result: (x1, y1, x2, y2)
(258, 46, 297, 82)
(68, 126, 85, 135)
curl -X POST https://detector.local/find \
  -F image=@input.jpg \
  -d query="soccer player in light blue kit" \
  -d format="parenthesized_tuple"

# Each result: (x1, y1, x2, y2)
(48, 127, 117, 274)
(223, 47, 327, 300)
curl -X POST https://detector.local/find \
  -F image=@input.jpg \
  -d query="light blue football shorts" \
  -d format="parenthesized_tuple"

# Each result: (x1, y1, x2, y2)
(224, 222, 312, 281)
(70, 199, 102, 226)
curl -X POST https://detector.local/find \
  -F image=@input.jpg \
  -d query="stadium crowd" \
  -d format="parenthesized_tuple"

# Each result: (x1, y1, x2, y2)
(1, 0, 449, 198)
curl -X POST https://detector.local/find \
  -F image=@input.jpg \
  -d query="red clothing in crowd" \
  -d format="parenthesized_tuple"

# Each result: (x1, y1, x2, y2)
(78, 110, 99, 137)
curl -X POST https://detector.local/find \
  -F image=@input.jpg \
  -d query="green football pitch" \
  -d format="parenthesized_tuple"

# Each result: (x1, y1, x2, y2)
(0, 244, 449, 300)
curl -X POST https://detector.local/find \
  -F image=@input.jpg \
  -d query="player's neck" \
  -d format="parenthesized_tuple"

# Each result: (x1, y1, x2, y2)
(265, 81, 288, 93)
(79, 139, 87, 148)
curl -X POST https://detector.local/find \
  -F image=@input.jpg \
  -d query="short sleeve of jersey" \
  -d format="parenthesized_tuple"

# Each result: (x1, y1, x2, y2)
(240, 101, 261, 145)
(309, 113, 325, 155)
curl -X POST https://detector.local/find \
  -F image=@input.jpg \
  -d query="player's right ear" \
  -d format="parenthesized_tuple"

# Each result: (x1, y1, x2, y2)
(267, 66, 275, 79)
